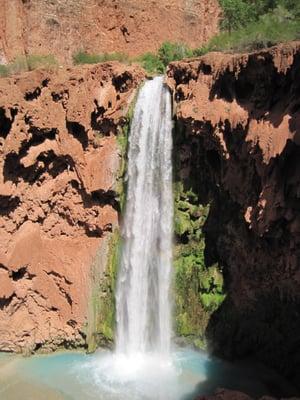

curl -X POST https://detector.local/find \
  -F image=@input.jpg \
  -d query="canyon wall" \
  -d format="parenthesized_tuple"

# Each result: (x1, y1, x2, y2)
(0, 62, 144, 353)
(167, 41, 300, 389)
(0, 0, 220, 65)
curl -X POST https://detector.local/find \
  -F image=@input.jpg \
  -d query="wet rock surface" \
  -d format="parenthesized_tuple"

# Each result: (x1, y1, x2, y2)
(167, 41, 300, 391)
(0, 62, 144, 352)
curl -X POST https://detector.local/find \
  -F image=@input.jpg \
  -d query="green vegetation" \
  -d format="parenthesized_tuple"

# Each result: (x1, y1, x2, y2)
(0, 65, 9, 77)
(0, 54, 58, 78)
(87, 230, 121, 352)
(219, 0, 300, 31)
(173, 182, 225, 349)
(219, 0, 256, 32)
(86, 89, 138, 352)
(136, 52, 165, 74)
(136, 42, 193, 74)
(26, 54, 58, 70)
(72, 42, 194, 74)
(73, 51, 130, 65)
(2, 1, 299, 79)
(157, 42, 193, 66)
(194, 0, 300, 54)
(74, 1, 300, 74)
(115, 89, 138, 212)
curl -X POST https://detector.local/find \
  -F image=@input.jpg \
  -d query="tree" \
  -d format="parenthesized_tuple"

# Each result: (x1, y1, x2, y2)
(219, 0, 256, 32)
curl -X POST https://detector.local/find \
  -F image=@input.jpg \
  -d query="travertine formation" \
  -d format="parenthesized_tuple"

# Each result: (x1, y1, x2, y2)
(0, 0, 220, 65)
(167, 41, 300, 389)
(0, 62, 144, 352)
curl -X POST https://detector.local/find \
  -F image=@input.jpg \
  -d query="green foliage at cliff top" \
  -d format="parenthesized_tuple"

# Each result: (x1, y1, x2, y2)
(193, 0, 300, 55)
(219, 0, 300, 32)
(72, 42, 194, 74)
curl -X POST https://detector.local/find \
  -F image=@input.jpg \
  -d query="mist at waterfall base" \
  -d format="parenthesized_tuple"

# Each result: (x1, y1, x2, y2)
(1, 349, 276, 399)
(0, 78, 278, 400)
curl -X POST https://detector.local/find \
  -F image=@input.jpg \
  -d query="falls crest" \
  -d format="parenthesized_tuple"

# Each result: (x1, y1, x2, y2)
(116, 76, 173, 356)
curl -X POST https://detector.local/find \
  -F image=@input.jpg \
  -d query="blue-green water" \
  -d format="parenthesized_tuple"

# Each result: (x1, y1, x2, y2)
(0, 347, 283, 400)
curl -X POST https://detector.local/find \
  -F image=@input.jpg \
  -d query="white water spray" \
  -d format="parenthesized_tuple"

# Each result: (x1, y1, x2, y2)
(116, 76, 173, 357)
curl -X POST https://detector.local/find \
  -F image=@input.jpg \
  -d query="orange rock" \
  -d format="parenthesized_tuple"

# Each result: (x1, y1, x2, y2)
(0, 62, 144, 352)
(0, 0, 220, 65)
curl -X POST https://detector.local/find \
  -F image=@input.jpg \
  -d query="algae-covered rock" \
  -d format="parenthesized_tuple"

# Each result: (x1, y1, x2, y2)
(87, 229, 121, 352)
(173, 163, 225, 349)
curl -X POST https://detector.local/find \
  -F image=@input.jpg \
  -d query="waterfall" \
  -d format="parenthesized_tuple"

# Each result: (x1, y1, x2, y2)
(116, 76, 173, 356)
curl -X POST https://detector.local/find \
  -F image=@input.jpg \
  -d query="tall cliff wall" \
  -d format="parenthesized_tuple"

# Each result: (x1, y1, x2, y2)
(0, 62, 144, 353)
(167, 41, 300, 389)
(0, 0, 220, 65)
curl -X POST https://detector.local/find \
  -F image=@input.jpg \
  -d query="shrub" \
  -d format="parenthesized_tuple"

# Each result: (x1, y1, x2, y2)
(158, 42, 193, 67)
(8, 56, 28, 75)
(26, 54, 58, 71)
(73, 51, 103, 64)
(73, 51, 129, 65)
(0, 54, 59, 78)
(136, 52, 164, 74)
(219, 0, 256, 32)
(0, 65, 9, 77)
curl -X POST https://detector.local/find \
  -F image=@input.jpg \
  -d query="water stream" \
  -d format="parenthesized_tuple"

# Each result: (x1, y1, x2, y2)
(116, 76, 173, 357)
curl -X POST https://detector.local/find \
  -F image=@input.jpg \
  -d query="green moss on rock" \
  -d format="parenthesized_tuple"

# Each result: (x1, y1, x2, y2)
(86, 84, 143, 353)
(173, 179, 225, 349)
(87, 229, 121, 353)
(115, 89, 140, 213)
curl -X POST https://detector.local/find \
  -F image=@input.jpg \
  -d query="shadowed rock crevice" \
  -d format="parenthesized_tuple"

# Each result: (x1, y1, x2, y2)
(0, 195, 21, 216)
(3, 147, 67, 184)
(12, 266, 36, 281)
(91, 189, 120, 211)
(0, 294, 16, 310)
(24, 86, 42, 101)
(91, 101, 117, 135)
(66, 121, 88, 149)
(112, 72, 132, 93)
(210, 51, 300, 127)
(24, 79, 50, 101)
(0, 107, 17, 139)
(25, 127, 57, 150)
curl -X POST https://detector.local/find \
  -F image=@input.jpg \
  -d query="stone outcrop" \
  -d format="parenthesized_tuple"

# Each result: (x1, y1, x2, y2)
(0, 0, 220, 65)
(0, 62, 144, 352)
(167, 41, 300, 390)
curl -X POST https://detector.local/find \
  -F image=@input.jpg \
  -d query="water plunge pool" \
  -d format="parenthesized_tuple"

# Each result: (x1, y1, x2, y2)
(0, 347, 276, 400)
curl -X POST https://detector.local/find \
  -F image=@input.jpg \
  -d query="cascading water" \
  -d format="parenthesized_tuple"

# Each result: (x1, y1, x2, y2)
(116, 76, 173, 357)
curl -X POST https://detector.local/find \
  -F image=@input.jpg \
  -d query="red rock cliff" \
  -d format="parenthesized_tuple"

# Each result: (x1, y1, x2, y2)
(167, 41, 300, 389)
(0, 0, 220, 65)
(0, 62, 144, 352)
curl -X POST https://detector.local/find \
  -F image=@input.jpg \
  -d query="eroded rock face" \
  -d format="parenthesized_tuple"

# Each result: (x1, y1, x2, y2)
(167, 42, 300, 389)
(0, 62, 144, 352)
(0, 0, 220, 65)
